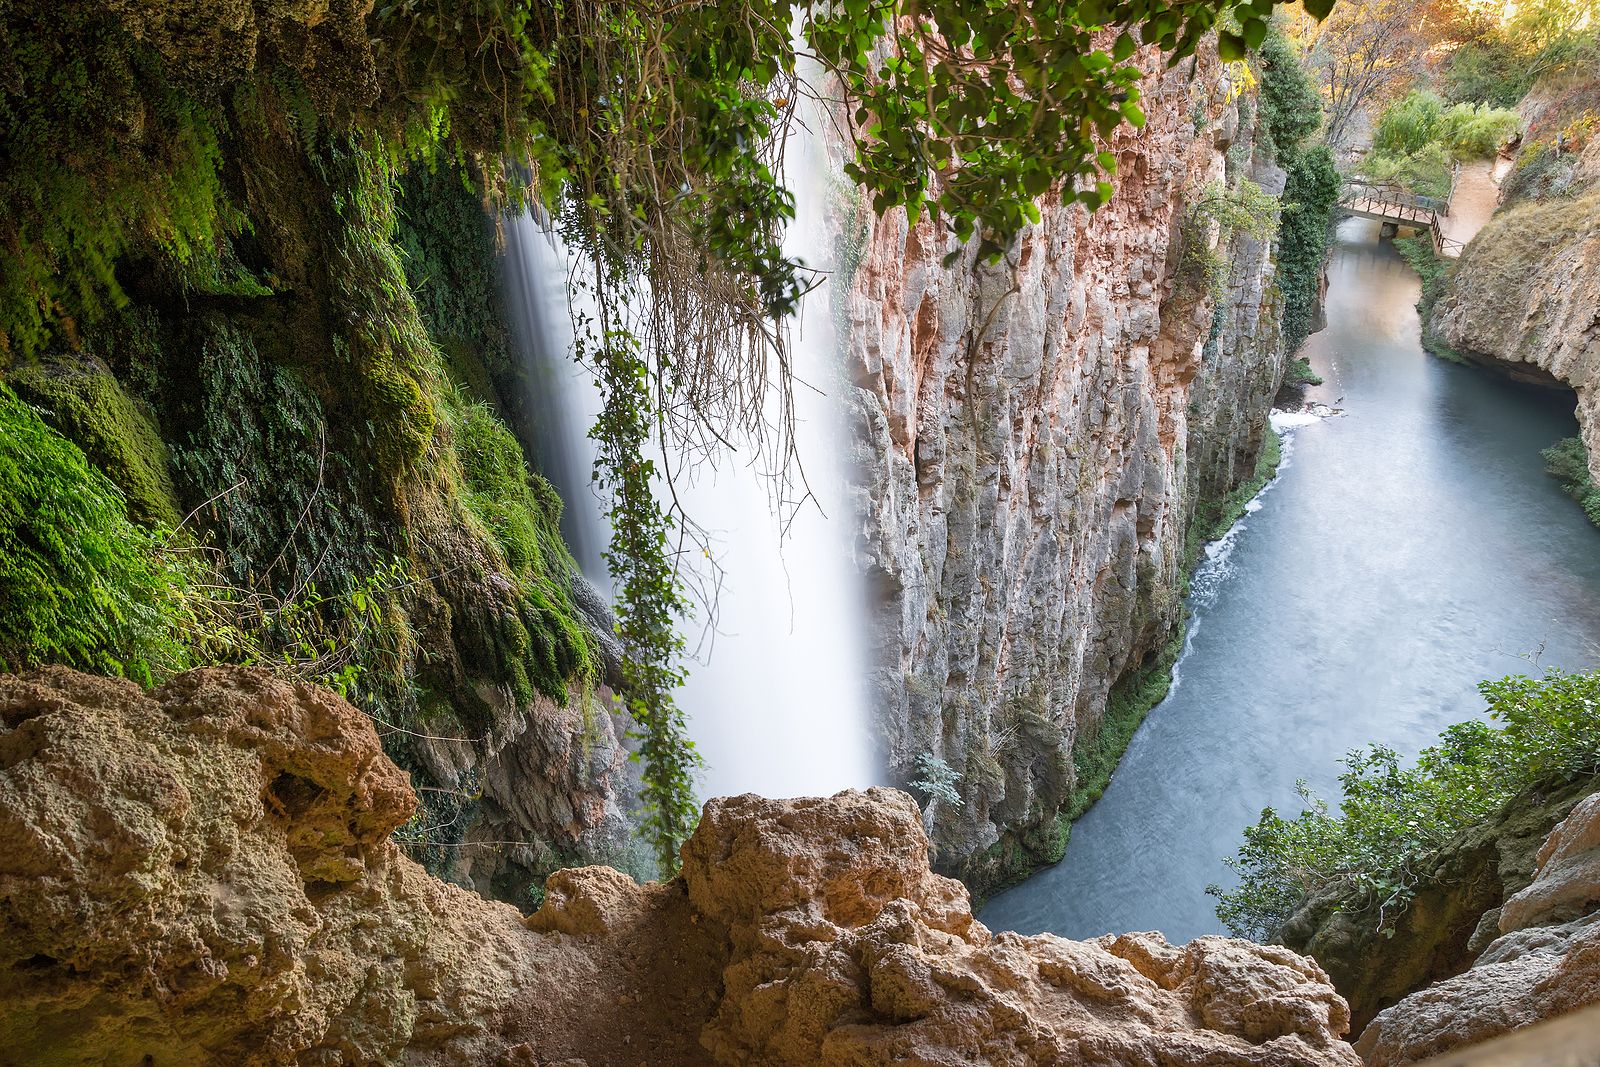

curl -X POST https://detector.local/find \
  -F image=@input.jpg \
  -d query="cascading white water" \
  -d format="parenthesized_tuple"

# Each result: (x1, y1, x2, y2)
(501, 94, 877, 802)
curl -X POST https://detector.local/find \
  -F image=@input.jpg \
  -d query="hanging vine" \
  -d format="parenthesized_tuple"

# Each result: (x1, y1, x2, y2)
(586, 320, 699, 874)
(1, 0, 1342, 871)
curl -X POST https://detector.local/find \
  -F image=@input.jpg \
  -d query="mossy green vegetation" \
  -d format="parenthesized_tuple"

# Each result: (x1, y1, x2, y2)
(1185, 427, 1283, 576)
(1282, 356, 1323, 387)
(10, 365, 182, 529)
(0, 385, 194, 684)
(1393, 234, 1462, 363)
(439, 385, 597, 703)
(1256, 27, 1340, 355)
(1068, 622, 1188, 823)
(1211, 668, 1600, 940)
(1543, 437, 1600, 527)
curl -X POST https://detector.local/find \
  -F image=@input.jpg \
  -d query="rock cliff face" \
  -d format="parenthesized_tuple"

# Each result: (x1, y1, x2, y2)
(1431, 139, 1600, 482)
(0, 667, 1359, 1066)
(840, 51, 1292, 884)
(1356, 788, 1600, 1065)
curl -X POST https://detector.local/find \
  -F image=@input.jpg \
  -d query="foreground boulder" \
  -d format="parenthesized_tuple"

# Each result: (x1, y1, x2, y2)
(0, 667, 1359, 1065)
(1356, 791, 1600, 1064)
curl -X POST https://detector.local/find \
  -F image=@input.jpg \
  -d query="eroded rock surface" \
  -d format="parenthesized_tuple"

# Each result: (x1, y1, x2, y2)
(1356, 790, 1600, 1065)
(841, 48, 1292, 886)
(0, 667, 1359, 1066)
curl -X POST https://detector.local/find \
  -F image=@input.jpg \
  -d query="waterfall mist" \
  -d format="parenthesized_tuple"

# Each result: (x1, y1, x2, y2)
(501, 94, 878, 803)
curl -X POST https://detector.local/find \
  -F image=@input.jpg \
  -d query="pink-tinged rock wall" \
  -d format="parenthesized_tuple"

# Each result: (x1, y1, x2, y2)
(837, 50, 1291, 886)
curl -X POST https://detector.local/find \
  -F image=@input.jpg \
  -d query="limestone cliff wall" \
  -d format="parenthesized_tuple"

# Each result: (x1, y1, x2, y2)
(1431, 139, 1600, 482)
(840, 52, 1291, 883)
(0, 667, 1360, 1067)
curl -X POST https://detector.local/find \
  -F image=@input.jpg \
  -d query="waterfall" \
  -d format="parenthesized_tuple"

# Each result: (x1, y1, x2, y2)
(502, 97, 878, 802)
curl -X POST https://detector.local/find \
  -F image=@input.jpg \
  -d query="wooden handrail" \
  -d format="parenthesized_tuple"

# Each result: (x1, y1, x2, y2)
(1339, 177, 1463, 256)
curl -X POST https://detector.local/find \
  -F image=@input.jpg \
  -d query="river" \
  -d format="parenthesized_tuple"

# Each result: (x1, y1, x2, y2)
(980, 217, 1600, 942)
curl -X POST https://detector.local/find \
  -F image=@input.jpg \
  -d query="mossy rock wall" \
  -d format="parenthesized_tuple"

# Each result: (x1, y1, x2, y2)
(0, 71, 630, 899)
(1279, 774, 1600, 1034)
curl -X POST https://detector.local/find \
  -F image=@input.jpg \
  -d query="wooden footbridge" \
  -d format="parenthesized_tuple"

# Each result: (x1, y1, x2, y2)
(1339, 168, 1465, 257)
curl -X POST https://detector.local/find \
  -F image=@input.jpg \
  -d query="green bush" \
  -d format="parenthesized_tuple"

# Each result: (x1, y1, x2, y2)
(1543, 437, 1600, 527)
(1373, 91, 1520, 161)
(0, 385, 195, 684)
(1283, 356, 1323, 387)
(1393, 235, 1460, 361)
(1211, 668, 1600, 940)
(1365, 91, 1520, 198)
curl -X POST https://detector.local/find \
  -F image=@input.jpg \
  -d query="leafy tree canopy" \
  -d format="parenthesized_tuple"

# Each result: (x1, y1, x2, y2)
(3, 0, 1327, 359)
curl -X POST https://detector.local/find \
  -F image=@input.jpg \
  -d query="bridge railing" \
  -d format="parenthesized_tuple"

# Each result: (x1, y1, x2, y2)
(1341, 179, 1449, 217)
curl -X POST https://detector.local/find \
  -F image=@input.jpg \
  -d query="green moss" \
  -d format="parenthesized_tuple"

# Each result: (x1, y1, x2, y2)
(1282, 356, 1323, 388)
(1185, 427, 1282, 577)
(10, 365, 182, 529)
(1068, 622, 1188, 824)
(1394, 236, 1465, 363)
(0, 384, 194, 683)
(961, 811, 1074, 909)
(1543, 437, 1600, 527)
(437, 382, 596, 701)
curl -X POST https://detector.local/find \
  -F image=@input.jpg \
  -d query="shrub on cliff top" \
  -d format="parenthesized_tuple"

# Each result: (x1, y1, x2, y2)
(1211, 668, 1600, 940)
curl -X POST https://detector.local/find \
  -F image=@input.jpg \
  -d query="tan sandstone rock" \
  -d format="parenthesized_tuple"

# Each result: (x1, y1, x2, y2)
(0, 667, 1360, 1066)
(1356, 788, 1600, 1065)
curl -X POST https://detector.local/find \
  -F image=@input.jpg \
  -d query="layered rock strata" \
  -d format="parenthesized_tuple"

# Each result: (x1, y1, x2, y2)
(840, 50, 1291, 882)
(1356, 790, 1600, 1064)
(0, 667, 1358, 1066)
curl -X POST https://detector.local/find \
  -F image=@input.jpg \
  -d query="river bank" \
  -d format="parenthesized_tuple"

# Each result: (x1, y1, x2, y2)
(980, 216, 1600, 941)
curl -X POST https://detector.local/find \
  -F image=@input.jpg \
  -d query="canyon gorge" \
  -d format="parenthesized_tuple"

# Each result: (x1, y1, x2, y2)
(2, 0, 1599, 1064)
